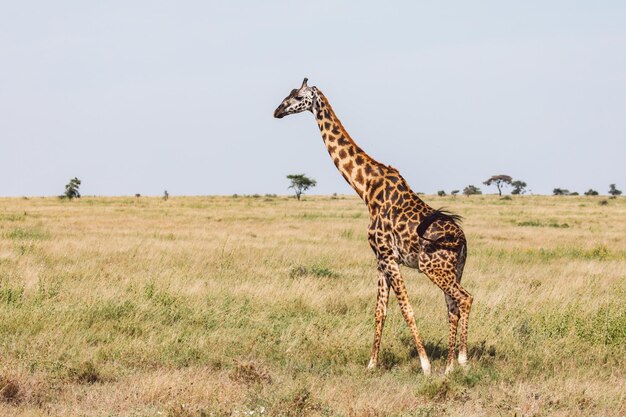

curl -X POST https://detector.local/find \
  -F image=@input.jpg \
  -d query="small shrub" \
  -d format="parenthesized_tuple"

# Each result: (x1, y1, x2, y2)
(0, 378, 21, 403)
(0, 287, 24, 306)
(310, 265, 336, 278)
(231, 360, 272, 385)
(68, 361, 102, 384)
(516, 220, 569, 228)
(514, 319, 533, 345)
(548, 222, 569, 228)
(379, 350, 402, 370)
(463, 185, 481, 196)
(599, 199, 608, 206)
(517, 220, 542, 227)
(417, 378, 451, 401)
(289, 387, 314, 414)
(289, 266, 308, 278)
(275, 386, 325, 416)
(289, 264, 337, 278)
(589, 245, 609, 260)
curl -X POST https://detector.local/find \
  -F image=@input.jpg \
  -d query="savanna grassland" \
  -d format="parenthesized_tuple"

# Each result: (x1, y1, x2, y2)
(0, 194, 625, 416)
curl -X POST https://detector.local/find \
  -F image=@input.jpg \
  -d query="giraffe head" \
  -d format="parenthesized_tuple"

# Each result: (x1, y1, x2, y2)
(274, 78, 315, 119)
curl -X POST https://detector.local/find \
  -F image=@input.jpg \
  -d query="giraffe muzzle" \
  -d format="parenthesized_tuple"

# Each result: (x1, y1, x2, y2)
(274, 105, 286, 118)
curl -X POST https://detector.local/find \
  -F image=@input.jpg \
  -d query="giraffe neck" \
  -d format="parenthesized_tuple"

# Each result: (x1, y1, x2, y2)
(312, 89, 386, 200)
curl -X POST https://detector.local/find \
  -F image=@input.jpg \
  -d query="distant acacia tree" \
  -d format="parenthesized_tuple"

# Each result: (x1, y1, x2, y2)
(511, 180, 527, 195)
(451, 190, 460, 197)
(437, 190, 446, 196)
(584, 189, 599, 196)
(483, 175, 513, 196)
(64, 177, 81, 200)
(463, 185, 482, 197)
(163, 190, 169, 200)
(553, 188, 570, 196)
(609, 184, 622, 197)
(287, 174, 317, 200)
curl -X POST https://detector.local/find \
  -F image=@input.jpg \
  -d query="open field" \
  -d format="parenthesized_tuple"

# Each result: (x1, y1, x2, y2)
(0, 194, 625, 416)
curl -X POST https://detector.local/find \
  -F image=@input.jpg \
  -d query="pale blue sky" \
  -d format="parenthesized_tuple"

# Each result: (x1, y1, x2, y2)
(1, 1, 625, 196)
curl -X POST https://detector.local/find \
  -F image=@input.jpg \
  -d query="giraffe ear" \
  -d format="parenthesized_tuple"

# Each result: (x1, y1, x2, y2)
(301, 78, 308, 89)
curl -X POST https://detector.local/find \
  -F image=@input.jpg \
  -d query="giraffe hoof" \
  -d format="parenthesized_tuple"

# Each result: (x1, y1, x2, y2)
(444, 364, 454, 375)
(420, 357, 432, 376)
(367, 359, 377, 370)
(458, 353, 468, 368)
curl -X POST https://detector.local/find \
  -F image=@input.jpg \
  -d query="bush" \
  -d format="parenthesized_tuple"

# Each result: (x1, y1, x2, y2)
(64, 177, 81, 200)
(290, 264, 337, 278)
(463, 185, 482, 196)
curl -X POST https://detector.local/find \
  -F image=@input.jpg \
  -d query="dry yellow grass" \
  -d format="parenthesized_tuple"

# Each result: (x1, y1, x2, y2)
(0, 194, 625, 416)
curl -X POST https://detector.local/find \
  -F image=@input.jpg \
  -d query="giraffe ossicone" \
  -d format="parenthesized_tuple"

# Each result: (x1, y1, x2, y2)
(274, 78, 473, 376)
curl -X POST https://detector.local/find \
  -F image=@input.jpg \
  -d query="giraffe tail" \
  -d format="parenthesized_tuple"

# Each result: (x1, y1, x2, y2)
(416, 209, 464, 249)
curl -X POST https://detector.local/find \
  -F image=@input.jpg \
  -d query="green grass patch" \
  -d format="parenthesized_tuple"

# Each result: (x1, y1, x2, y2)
(4, 227, 50, 241)
(516, 219, 570, 228)
(0, 287, 24, 306)
(0, 212, 26, 222)
(482, 244, 622, 263)
(289, 263, 338, 278)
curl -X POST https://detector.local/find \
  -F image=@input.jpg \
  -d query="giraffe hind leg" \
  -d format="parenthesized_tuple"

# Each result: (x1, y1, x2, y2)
(454, 244, 471, 368)
(457, 286, 473, 367)
(424, 248, 472, 373)
(444, 245, 465, 374)
(444, 293, 460, 374)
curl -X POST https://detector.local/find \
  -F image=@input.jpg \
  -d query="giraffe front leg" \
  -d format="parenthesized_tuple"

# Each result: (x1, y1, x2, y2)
(368, 271, 389, 369)
(383, 262, 431, 376)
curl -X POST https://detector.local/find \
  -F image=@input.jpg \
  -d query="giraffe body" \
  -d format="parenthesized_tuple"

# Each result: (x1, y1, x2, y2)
(274, 79, 473, 375)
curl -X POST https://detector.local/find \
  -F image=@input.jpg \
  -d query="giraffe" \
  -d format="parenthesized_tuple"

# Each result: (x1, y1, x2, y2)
(273, 78, 473, 375)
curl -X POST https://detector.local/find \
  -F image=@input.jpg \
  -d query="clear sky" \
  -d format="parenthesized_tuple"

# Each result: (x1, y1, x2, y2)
(1, 1, 625, 196)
